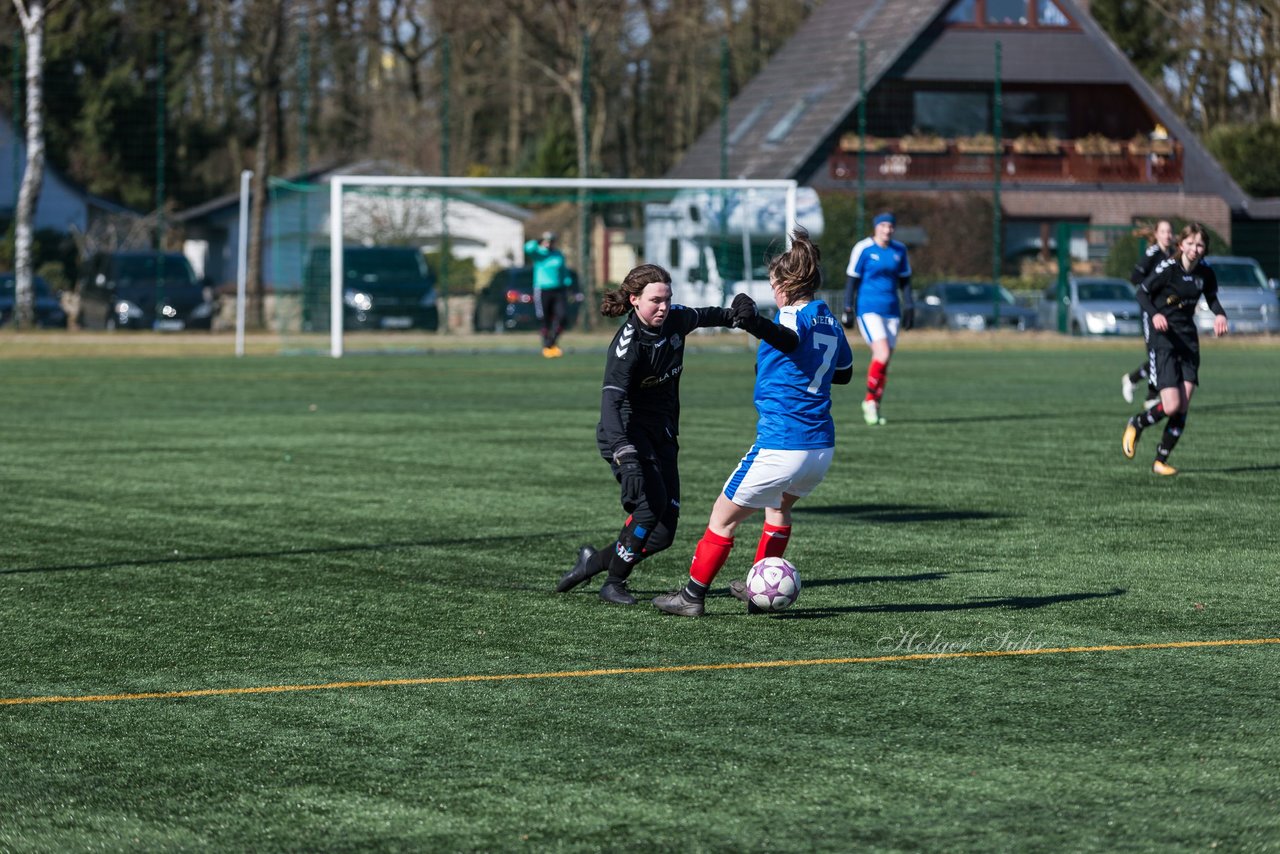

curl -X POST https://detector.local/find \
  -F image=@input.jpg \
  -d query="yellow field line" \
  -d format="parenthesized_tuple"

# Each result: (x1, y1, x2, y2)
(3, 637, 1276, 707)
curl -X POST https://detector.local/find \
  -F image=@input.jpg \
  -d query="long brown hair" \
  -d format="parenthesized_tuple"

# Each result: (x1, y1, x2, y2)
(601, 263, 672, 317)
(1174, 223, 1209, 261)
(767, 227, 822, 305)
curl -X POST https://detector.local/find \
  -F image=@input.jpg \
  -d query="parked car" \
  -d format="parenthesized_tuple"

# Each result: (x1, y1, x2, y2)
(303, 246, 439, 332)
(77, 251, 216, 331)
(472, 266, 584, 333)
(1197, 255, 1279, 335)
(0, 273, 68, 328)
(916, 282, 1038, 331)
(1038, 276, 1142, 336)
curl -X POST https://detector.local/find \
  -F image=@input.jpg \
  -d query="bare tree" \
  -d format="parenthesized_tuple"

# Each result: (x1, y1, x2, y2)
(244, 0, 285, 331)
(9, 0, 63, 329)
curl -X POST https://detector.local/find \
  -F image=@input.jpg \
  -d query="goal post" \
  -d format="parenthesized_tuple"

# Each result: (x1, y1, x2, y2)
(324, 176, 801, 357)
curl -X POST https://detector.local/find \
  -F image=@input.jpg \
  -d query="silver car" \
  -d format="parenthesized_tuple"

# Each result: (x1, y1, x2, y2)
(1038, 276, 1142, 336)
(916, 282, 1038, 331)
(1197, 255, 1279, 335)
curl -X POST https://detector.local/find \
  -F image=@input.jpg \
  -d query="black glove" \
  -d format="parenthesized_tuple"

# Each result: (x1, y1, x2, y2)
(730, 292, 758, 328)
(841, 309, 855, 329)
(613, 446, 644, 513)
(900, 304, 915, 331)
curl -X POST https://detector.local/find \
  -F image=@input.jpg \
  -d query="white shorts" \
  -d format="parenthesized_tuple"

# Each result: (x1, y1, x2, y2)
(722, 445, 834, 509)
(858, 313, 900, 348)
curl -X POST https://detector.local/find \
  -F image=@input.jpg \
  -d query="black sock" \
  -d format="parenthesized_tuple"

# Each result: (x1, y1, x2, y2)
(1144, 385, 1159, 401)
(1128, 366, 1148, 383)
(1133, 403, 1166, 430)
(681, 579, 710, 601)
(1156, 413, 1186, 463)
(604, 550, 634, 586)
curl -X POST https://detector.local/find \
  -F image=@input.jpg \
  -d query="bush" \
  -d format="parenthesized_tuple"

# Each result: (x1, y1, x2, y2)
(423, 249, 475, 296)
(818, 191, 995, 288)
(1206, 123, 1280, 198)
(1103, 219, 1230, 281)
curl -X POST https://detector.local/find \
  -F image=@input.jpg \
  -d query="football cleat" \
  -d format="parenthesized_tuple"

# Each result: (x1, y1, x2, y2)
(862, 399, 881, 426)
(728, 579, 766, 615)
(599, 580, 637, 606)
(652, 591, 704, 617)
(1152, 460, 1178, 476)
(1121, 372, 1136, 403)
(1122, 422, 1139, 459)
(555, 544, 599, 593)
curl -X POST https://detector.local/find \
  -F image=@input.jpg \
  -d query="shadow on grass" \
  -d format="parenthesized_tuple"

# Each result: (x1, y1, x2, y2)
(772, 586, 1126, 619)
(0, 536, 530, 575)
(1174, 463, 1280, 474)
(798, 503, 1008, 523)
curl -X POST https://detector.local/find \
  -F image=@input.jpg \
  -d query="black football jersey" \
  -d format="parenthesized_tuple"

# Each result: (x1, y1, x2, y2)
(597, 304, 735, 459)
(1130, 241, 1174, 286)
(1137, 258, 1222, 343)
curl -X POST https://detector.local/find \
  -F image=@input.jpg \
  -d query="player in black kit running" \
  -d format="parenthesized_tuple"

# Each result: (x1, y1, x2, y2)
(554, 263, 797, 604)
(1122, 219, 1175, 409)
(1121, 223, 1228, 475)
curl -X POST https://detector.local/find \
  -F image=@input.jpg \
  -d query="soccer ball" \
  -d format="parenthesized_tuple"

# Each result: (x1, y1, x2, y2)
(744, 557, 801, 612)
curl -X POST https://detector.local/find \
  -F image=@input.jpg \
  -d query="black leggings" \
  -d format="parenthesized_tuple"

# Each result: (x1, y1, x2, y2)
(606, 433, 681, 578)
(538, 288, 569, 347)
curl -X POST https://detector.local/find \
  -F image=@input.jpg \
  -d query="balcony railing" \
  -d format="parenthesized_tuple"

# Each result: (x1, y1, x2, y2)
(829, 137, 1183, 185)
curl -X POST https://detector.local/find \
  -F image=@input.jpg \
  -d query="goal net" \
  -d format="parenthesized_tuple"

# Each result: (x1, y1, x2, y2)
(241, 175, 819, 356)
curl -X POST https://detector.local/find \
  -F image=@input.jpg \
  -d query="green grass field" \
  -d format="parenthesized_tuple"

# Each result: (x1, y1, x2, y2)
(2, 332, 1277, 851)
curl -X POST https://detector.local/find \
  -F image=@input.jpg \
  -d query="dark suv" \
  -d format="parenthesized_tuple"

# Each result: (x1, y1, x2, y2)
(472, 266, 583, 332)
(303, 247, 439, 332)
(77, 251, 215, 331)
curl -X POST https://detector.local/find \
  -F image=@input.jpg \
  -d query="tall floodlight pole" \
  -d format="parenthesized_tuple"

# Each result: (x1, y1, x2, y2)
(155, 30, 167, 320)
(992, 40, 1003, 327)
(720, 36, 729, 180)
(857, 40, 866, 239)
(578, 30, 592, 331)
(440, 35, 451, 334)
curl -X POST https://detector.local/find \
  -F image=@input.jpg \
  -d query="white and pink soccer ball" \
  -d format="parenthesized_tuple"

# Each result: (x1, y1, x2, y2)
(745, 557, 801, 612)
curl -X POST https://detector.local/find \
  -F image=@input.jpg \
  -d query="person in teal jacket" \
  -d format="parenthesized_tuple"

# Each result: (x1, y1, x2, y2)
(524, 231, 573, 357)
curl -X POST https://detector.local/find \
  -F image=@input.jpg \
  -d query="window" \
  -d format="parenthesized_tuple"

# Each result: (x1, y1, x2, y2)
(944, 0, 1075, 28)
(1037, 0, 1070, 26)
(986, 0, 1028, 25)
(764, 83, 832, 145)
(946, 0, 977, 23)
(914, 91, 990, 137)
(1003, 91, 1069, 138)
(729, 100, 772, 146)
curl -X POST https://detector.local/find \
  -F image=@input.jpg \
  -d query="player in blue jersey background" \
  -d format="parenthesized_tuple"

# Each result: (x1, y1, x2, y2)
(841, 211, 913, 426)
(654, 228, 854, 617)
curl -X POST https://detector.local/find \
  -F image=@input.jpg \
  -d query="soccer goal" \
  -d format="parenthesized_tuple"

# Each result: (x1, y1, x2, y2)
(237, 175, 820, 357)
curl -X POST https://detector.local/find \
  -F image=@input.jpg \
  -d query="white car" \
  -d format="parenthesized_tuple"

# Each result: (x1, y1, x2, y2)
(1197, 255, 1279, 335)
(1038, 276, 1142, 336)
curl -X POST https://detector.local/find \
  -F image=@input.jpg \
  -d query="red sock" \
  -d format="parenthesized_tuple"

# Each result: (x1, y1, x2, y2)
(866, 359, 888, 403)
(689, 529, 735, 586)
(755, 523, 792, 563)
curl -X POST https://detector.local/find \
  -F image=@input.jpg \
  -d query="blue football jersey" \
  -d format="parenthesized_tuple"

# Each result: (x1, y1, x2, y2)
(753, 300, 854, 450)
(847, 238, 911, 316)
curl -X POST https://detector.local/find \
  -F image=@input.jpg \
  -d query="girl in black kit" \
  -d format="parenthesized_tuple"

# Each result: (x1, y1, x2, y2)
(1122, 219, 1175, 408)
(1122, 223, 1228, 476)
(554, 263, 794, 604)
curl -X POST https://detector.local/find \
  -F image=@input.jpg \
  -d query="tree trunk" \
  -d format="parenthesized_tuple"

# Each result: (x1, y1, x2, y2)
(245, 0, 283, 331)
(12, 0, 48, 330)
